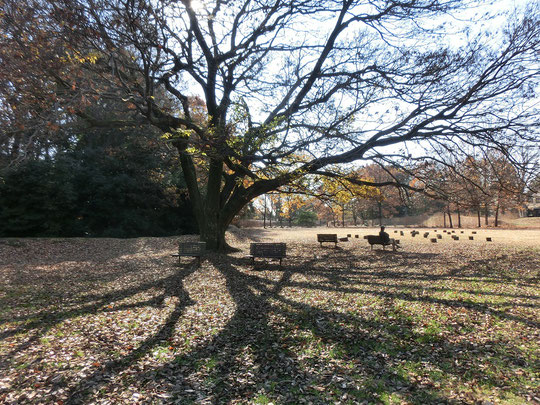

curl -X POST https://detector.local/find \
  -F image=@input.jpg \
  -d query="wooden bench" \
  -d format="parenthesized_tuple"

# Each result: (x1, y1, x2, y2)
(248, 243, 287, 266)
(366, 235, 398, 251)
(317, 233, 338, 247)
(172, 242, 206, 265)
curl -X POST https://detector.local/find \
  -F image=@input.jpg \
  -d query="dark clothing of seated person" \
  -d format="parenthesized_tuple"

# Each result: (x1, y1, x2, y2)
(379, 226, 400, 250)
(379, 227, 391, 244)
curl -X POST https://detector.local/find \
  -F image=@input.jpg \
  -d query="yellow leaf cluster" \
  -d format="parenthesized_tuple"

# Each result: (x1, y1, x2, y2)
(60, 50, 99, 65)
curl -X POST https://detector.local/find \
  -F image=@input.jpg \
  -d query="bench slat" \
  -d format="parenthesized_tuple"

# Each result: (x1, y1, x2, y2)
(250, 242, 286, 257)
(366, 235, 391, 245)
(317, 234, 338, 247)
(366, 235, 394, 250)
(317, 234, 338, 242)
(249, 243, 286, 265)
(178, 242, 206, 256)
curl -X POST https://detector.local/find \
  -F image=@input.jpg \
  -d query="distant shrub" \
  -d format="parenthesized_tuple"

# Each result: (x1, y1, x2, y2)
(295, 210, 318, 227)
(0, 147, 197, 238)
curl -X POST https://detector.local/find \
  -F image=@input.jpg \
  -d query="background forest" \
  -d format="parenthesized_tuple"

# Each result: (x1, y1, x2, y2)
(0, 118, 197, 237)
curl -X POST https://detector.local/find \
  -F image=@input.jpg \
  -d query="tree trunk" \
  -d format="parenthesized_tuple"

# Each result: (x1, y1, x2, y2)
(494, 201, 500, 227)
(277, 197, 283, 227)
(342, 207, 345, 227)
(484, 203, 489, 226)
(200, 221, 229, 251)
(443, 211, 447, 228)
(477, 207, 481, 227)
(177, 149, 247, 251)
(447, 206, 453, 228)
(200, 158, 228, 250)
(263, 196, 267, 229)
(457, 205, 462, 228)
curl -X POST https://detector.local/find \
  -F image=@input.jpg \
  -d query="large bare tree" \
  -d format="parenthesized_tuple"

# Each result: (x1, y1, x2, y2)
(2, 0, 538, 249)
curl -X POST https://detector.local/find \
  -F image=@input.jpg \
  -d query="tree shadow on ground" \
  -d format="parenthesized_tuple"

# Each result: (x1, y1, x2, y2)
(2, 241, 537, 404)
(126, 254, 457, 404)
(63, 262, 200, 404)
(63, 248, 537, 404)
(0, 239, 184, 368)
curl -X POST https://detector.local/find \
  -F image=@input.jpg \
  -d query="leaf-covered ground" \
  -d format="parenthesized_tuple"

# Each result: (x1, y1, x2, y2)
(0, 230, 539, 404)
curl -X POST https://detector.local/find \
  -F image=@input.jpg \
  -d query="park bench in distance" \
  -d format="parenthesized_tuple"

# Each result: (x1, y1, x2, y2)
(366, 235, 398, 252)
(317, 233, 338, 247)
(248, 242, 287, 266)
(172, 242, 206, 266)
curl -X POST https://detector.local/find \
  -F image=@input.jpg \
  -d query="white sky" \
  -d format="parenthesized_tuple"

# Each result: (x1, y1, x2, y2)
(179, 0, 537, 166)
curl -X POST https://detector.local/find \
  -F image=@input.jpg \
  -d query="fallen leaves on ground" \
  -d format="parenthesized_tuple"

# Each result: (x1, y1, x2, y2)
(0, 233, 538, 404)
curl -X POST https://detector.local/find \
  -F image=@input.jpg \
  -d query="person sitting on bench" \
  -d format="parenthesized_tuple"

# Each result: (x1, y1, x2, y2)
(379, 226, 401, 250)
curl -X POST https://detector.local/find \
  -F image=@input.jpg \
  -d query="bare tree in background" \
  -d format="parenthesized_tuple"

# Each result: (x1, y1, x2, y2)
(1, 0, 538, 249)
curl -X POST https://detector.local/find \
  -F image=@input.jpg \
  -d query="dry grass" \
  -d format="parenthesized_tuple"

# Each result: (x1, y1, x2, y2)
(0, 231, 539, 404)
(243, 226, 540, 247)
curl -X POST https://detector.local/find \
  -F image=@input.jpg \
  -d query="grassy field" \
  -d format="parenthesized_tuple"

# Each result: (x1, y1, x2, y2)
(249, 226, 540, 246)
(0, 228, 539, 404)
